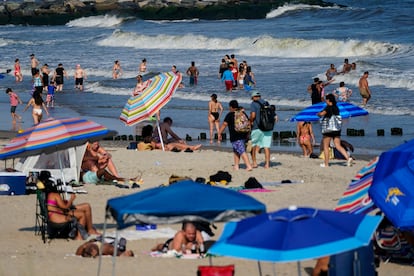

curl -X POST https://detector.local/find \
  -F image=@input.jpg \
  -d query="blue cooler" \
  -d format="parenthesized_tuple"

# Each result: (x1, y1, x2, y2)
(0, 172, 26, 195)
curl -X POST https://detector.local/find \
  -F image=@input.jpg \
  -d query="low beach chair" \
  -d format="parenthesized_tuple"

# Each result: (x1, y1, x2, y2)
(35, 189, 76, 243)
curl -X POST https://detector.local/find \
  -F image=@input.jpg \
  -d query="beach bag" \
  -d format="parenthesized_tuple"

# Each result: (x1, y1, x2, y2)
(258, 102, 275, 131)
(321, 115, 342, 134)
(234, 109, 250, 133)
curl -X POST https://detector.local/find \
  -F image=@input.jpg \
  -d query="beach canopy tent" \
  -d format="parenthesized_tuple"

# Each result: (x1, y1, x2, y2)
(106, 180, 266, 229)
(14, 145, 86, 183)
(99, 180, 266, 275)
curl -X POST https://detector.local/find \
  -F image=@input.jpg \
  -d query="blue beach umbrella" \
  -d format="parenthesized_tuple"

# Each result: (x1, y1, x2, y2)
(208, 206, 381, 275)
(369, 139, 414, 230)
(290, 102, 368, 122)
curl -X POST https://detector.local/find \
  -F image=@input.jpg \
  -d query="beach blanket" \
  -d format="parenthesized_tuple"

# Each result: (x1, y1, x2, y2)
(105, 227, 177, 241)
(148, 250, 205, 259)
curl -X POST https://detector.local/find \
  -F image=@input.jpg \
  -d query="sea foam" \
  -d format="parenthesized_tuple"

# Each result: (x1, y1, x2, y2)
(66, 15, 124, 28)
(97, 30, 402, 59)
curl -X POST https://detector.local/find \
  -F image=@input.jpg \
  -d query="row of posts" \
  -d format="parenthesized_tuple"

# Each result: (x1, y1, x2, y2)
(103, 127, 403, 142)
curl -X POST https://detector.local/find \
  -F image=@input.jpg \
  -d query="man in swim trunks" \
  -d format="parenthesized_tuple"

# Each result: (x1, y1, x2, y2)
(74, 64, 87, 91)
(359, 71, 371, 106)
(30, 54, 39, 77)
(249, 90, 272, 169)
(186, 61, 199, 86)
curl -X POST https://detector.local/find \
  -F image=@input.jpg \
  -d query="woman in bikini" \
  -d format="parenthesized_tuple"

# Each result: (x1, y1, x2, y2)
(45, 179, 99, 240)
(14, 58, 23, 82)
(296, 121, 315, 158)
(112, 60, 122, 79)
(208, 93, 223, 144)
(23, 91, 49, 125)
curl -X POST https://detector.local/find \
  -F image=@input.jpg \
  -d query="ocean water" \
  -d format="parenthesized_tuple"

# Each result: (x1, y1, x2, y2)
(0, 0, 413, 155)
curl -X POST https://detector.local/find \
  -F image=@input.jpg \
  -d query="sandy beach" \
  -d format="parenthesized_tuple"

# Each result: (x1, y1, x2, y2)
(0, 141, 411, 276)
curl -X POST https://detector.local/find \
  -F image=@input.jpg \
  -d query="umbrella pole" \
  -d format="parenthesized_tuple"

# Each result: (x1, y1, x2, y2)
(57, 150, 68, 200)
(112, 230, 119, 276)
(297, 261, 302, 276)
(257, 261, 263, 276)
(156, 119, 165, 151)
(97, 216, 108, 276)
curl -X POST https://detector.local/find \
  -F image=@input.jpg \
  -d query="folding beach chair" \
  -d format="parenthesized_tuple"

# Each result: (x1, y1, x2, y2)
(35, 189, 76, 243)
(197, 265, 235, 276)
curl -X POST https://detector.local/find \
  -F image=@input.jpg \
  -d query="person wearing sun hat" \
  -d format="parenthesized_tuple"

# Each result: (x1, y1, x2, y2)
(249, 90, 272, 169)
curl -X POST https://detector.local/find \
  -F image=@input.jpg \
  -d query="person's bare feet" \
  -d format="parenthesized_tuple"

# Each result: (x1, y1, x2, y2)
(246, 166, 253, 171)
(193, 144, 202, 150)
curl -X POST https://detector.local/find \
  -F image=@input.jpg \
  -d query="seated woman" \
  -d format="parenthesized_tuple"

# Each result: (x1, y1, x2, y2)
(41, 173, 100, 240)
(152, 221, 205, 254)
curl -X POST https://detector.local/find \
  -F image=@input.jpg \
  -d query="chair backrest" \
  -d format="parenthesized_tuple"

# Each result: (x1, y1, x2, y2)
(197, 265, 235, 276)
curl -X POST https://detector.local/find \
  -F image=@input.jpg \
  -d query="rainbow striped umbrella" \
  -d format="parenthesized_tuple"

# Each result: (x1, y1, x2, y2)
(335, 157, 379, 214)
(120, 71, 182, 126)
(0, 118, 114, 160)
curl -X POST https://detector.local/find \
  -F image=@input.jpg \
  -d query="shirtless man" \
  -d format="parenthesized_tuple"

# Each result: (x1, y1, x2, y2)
(325, 64, 337, 81)
(186, 61, 199, 86)
(358, 71, 371, 106)
(152, 222, 204, 254)
(74, 64, 87, 91)
(81, 141, 120, 178)
(30, 54, 39, 77)
(340, 58, 352, 74)
(296, 121, 315, 158)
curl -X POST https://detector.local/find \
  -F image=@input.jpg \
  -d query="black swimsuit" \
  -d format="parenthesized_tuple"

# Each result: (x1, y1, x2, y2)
(211, 112, 219, 121)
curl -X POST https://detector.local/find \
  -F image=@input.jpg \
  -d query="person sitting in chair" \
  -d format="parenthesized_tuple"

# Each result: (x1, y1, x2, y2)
(40, 171, 100, 240)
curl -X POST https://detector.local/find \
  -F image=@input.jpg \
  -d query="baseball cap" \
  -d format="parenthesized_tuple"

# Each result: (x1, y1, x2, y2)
(251, 90, 261, 98)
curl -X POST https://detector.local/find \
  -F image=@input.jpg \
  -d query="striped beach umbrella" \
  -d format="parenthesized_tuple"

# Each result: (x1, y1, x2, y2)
(119, 71, 182, 126)
(0, 117, 114, 160)
(335, 157, 379, 214)
(290, 102, 368, 122)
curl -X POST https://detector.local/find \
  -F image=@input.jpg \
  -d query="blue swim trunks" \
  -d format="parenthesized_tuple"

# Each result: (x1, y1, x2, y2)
(232, 139, 246, 155)
(82, 171, 103, 184)
(251, 129, 272, 149)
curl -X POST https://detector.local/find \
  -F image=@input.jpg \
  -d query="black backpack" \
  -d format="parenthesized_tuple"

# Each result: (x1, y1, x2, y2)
(258, 102, 275, 131)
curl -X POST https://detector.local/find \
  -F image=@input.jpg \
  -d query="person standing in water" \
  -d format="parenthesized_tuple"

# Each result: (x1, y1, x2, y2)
(186, 61, 199, 86)
(112, 60, 122, 79)
(208, 93, 223, 144)
(358, 71, 371, 107)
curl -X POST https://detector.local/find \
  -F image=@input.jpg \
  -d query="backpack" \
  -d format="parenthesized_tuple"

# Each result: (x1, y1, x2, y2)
(234, 109, 251, 133)
(258, 102, 275, 131)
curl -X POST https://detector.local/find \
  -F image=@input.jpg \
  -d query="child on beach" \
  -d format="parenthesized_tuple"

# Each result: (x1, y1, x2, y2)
(5, 88, 23, 131)
(46, 81, 56, 107)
